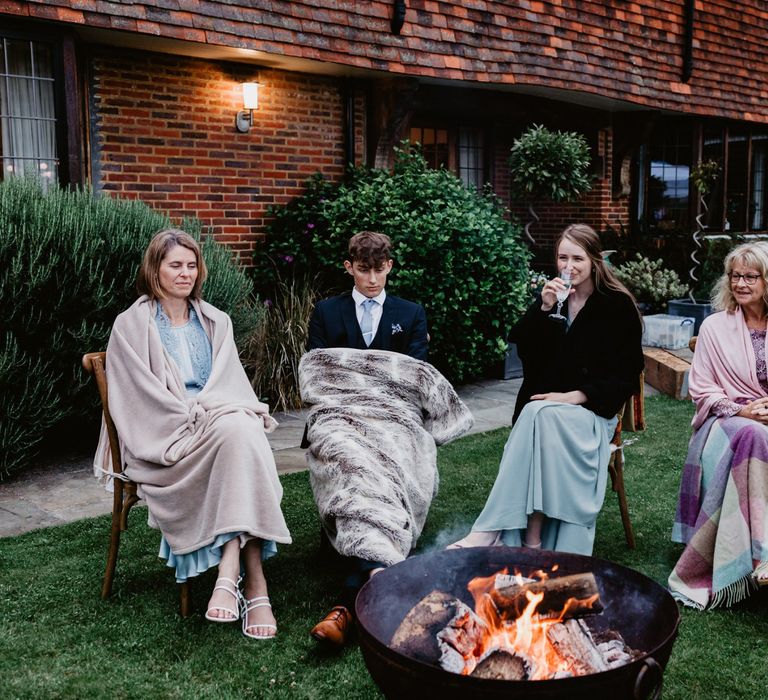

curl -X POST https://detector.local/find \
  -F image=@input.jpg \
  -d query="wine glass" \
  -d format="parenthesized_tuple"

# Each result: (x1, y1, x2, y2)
(550, 269, 572, 321)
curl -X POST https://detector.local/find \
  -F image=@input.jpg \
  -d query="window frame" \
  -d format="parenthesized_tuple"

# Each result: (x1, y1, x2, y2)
(0, 23, 83, 186)
(408, 121, 491, 190)
(636, 118, 768, 236)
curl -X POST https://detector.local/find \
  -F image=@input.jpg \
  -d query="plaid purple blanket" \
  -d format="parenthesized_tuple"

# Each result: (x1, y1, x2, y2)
(669, 416, 768, 608)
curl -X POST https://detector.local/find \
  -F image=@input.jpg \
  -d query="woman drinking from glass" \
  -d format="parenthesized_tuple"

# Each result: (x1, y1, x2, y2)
(450, 223, 643, 554)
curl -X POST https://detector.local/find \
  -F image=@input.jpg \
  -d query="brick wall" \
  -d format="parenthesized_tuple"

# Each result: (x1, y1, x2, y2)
(91, 46, 635, 265)
(91, 50, 362, 261)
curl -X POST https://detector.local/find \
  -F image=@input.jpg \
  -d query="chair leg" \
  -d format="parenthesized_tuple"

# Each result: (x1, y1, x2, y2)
(612, 454, 636, 549)
(179, 581, 192, 618)
(101, 482, 124, 600)
(120, 492, 140, 531)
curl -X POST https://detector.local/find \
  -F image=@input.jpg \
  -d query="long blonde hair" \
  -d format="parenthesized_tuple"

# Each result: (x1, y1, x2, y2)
(711, 241, 768, 312)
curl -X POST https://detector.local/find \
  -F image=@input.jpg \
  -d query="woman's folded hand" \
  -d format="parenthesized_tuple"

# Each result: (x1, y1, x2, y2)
(739, 397, 768, 423)
(530, 390, 587, 405)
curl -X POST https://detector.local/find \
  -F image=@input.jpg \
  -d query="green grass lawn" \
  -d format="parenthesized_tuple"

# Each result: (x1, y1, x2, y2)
(2, 395, 768, 699)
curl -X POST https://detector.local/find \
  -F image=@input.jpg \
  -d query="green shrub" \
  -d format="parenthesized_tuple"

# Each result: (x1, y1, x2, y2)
(254, 146, 532, 382)
(252, 173, 338, 296)
(0, 177, 255, 479)
(614, 253, 690, 314)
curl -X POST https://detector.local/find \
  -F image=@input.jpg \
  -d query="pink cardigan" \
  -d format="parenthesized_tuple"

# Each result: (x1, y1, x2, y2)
(689, 307, 767, 429)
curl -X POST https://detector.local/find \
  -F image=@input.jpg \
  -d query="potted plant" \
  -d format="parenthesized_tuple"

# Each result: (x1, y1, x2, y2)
(667, 159, 721, 332)
(509, 124, 592, 245)
(613, 254, 689, 315)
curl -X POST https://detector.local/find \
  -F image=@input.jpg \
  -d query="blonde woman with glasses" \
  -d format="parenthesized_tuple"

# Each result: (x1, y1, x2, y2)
(670, 241, 768, 609)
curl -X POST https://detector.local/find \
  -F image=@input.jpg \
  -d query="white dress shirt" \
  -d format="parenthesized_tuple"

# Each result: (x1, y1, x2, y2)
(352, 287, 386, 340)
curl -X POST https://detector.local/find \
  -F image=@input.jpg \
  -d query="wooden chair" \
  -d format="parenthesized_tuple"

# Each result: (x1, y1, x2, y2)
(607, 372, 646, 549)
(82, 351, 191, 617)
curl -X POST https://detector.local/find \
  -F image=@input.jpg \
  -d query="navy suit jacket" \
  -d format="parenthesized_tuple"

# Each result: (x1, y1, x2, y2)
(308, 291, 429, 361)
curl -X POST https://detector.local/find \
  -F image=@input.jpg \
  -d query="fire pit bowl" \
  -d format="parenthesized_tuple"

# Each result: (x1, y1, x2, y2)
(356, 547, 679, 700)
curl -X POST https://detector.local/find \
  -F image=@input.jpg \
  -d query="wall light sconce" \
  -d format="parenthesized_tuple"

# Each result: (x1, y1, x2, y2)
(236, 82, 259, 132)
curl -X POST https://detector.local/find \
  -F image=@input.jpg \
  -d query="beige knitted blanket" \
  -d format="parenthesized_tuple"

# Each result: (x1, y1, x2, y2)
(94, 296, 291, 555)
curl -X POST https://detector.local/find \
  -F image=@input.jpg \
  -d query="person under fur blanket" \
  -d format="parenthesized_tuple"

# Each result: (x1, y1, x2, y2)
(304, 230, 433, 646)
(301, 348, 473, 646)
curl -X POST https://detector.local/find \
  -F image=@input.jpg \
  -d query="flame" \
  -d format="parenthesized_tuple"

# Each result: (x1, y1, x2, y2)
(462, 567, 591, 680)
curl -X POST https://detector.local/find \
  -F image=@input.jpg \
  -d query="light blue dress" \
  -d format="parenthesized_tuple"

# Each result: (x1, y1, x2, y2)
(471, 400, 617, 555)
(153, 305, 276, 581)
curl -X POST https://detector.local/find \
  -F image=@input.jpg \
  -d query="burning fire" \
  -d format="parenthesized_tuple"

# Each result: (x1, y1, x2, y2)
(460, 568, 601, 679)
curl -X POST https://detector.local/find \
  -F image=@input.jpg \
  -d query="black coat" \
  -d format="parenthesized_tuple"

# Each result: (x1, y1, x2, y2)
(308, 291, 429, 361)
(510, 288, 644, 422)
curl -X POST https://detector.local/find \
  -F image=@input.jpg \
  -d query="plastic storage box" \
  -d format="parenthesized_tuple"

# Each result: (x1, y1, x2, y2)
(642, 314, 695, 349)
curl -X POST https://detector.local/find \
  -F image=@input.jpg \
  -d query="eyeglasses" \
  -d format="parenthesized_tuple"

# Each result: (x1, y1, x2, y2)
(728, 272, 762, 285)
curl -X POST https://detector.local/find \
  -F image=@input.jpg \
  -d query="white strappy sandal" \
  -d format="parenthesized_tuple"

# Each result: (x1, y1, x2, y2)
(204, 576, 241, 623)
(241, 595, 277, 640)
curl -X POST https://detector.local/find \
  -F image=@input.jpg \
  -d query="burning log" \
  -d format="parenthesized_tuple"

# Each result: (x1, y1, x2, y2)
(592, 630, 643, 669)
(546, 619, 609, 676)
(597, 638, 635, 669)
(391, 570, 639, 682)
(492, 572, 603, 620)
(436, 604, 488, 675)
(390, 591, 468, 664)
(471, 649, 529, 681)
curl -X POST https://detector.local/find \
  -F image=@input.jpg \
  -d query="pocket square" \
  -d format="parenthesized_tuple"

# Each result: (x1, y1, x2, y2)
(391, 323, 403, 334)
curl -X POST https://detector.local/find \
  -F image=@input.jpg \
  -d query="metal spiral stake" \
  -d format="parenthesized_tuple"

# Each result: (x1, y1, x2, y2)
(524, 203, 539, 245)
(688, 196, 707, 303)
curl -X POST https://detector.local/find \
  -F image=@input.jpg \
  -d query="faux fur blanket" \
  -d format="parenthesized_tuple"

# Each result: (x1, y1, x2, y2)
(299, 348, 473, 566)
(93, 296, 291, 555)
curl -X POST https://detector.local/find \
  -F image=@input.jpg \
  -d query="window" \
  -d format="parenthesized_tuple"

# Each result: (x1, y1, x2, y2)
(642, 123, 692, 234)
(409, 125, 486, 189)
(726, 128, 748, 232)
(701, 124, 724, 229)
(410, 127, 450, 171)
(638, 119, 768, 235)
(751, 134, 768, 229)
(457, 127, 484, 189)
(0, 37, 58, 183)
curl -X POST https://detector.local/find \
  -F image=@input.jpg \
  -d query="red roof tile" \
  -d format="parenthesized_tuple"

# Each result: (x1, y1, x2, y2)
(3, 1, 768, 123)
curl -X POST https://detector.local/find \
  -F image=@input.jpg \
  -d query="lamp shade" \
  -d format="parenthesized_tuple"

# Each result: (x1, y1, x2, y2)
(242, 82, 259, 110)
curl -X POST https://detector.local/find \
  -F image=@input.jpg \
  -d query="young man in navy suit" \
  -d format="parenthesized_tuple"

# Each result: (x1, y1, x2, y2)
(307, 231, 429, 647)
(308, 231, 428, 360)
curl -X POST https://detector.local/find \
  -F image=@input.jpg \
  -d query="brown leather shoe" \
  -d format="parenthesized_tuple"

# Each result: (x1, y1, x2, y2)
(310, 606, 353, 647)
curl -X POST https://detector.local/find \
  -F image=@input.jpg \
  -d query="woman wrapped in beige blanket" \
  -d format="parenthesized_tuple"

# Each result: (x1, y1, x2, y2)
(96, 229, 291, 640)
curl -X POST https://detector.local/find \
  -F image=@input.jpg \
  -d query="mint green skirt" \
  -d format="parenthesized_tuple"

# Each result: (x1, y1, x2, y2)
(472, 400, 616, 555)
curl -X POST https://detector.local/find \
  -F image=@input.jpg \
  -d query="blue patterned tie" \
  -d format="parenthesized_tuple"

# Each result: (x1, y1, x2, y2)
(360, 298, 377, 347)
